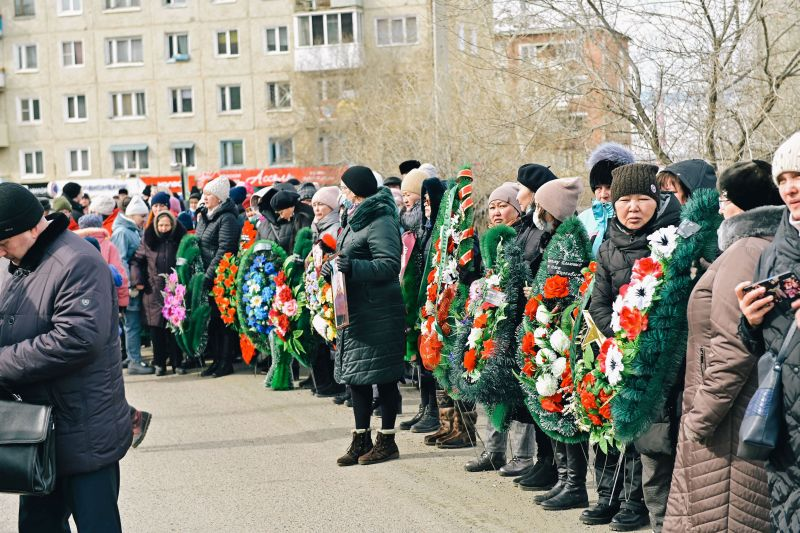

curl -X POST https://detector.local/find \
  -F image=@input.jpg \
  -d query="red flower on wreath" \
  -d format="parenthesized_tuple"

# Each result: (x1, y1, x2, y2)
(588, 413, 603, 426)
(524, 297, 540, 320)
(474, 314, 488, 328)
(482, 339, 496, 358)
(619, 306, 648, 341)
(464, 349, 477, 372)
(521, 331, 537, 356)
(598, 389, 613, 419)
(580, 390, 598, 411)
(632, 256, 663, 281)
(543, 275, 570, 299)
(521, 357, 535, 377)
(541, 393, 564, 413)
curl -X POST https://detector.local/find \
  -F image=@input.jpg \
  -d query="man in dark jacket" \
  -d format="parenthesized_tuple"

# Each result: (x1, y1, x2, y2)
(0, 183, 131, 532)
(196, 177, 242, 377)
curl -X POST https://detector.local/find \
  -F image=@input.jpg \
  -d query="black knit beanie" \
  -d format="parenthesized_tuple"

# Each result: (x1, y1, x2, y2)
(517, 163, 558, 192)
(0, 183, 45, 238)
(341, 166, 378, 198)
(610, 164, 660, 204)
(270, 190, 300, 211)
(718, 160, 782, 211)
(62, 181, 82, 200)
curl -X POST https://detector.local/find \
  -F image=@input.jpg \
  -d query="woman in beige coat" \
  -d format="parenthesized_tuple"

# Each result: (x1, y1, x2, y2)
(664, 161, 783, 532)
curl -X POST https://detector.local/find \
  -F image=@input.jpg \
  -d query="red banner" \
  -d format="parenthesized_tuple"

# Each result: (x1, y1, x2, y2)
(141, 166, 345, 193)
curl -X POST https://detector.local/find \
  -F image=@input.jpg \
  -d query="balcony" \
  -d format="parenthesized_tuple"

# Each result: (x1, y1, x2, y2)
(295, 43, 363, 71)
(295, 0, 361, 9)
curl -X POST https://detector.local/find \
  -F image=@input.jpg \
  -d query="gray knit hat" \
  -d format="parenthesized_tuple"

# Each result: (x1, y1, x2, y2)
(610, 164, 660, 204)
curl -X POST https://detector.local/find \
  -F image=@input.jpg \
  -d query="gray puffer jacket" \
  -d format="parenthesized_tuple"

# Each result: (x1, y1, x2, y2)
(0, 214, 131, 476)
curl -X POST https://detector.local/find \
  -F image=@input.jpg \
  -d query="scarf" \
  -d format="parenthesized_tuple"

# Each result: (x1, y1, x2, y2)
(591, 200, 614, 257)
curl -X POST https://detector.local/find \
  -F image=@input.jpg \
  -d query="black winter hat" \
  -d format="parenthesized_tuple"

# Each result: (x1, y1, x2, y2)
(270, 190, 300, 211)
(151, 192, 171, 206)
(62, 182, 82, 200)
(516, 164, 558, 192)
(718, 160, 782, 212)
(421, 177, 447, 226)
(0, 183, 45, 239)
(661, 159, 717, 194)
(587, 143, 636, 191)
(383, 176, 402, 188)
(341, 166, 378, 198)
(611, 164, 660, 205)
(141, 185, 152, 198)
(399, 160, 421, 175)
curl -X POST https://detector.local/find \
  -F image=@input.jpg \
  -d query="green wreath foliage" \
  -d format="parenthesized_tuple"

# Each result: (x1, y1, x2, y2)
(173, 234, 209, 360)
(279, 228, 315, 369)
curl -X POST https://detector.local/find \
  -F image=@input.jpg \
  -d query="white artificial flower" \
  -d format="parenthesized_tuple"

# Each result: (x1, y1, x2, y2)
(536, 305, 553, 325)
(425, 301, 436, 316)
(551, 357, 567, 378)
(250, 295, 262, 307)
(605, 342, 625, 386)
(534, 327, 549, 348)
(648, 226, 679, 260)
(550, 328, 570, 354)
(622, 279, 656, 310)
(611, 296, 624, 333)
(541, 347, 558, 363)
(486, 273, 501, 287)
(467, 327, 483, 349)
(536, 373, 559, 397)
(535, 351, 547, 366)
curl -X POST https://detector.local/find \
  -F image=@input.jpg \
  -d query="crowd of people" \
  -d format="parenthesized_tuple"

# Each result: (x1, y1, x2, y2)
(2, 130, 800, 532)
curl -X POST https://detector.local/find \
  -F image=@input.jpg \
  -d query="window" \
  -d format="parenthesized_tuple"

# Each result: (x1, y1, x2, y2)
(266, 82, 291, 110)
(166, 33, 190, 61)
(297, 12, 355, 47)
(15, 0, 35, 17)
(220, 140, 244, 168)
(58, 0, 82, 15)
(65, 95, 87, 121)
(20, 150, 45, 177)
(218, 85, 241, 113)
(171, 144, 196, 168)
(164, 0, 186, 6)
(104, 0, 140, 9)
(169, 88, 193, 114)
(216, 30, 239, 57)
(106, 37, 144, 65)
(269, 137, 293, 166)
(15, 44, 39, 71)
(265, 26, 289, 53)
(318, 77, 355, 100)
(457, 24, 478, 55)
(18, 98, 41, 124)
(67, 149, 90, 175)
(110, 91, 146, 118)
(112, 146, 148, 172)
(62, 41, 84, 67)
(375, 16, 417, 46)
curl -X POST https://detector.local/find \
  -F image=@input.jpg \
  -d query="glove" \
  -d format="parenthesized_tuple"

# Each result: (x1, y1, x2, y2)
(337, 256, 352, 275)
(320, 261, 333, 281)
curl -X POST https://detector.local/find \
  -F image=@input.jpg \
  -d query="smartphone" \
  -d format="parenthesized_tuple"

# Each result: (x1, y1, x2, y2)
(743, 271, 800, 312)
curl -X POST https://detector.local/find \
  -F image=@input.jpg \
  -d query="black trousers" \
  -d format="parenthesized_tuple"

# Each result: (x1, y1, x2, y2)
(150, 325, 180, 369)
(19, 462, 122, 533)
(594, 446, 645, 512)
(311, 343, 335, 389)
(419, 366, 437, 407)
(206, 296, 236, 367)
(351, 382, 399, 430)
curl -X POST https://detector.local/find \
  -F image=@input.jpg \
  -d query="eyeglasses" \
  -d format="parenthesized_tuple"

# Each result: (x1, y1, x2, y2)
(718, 194, 730, 209)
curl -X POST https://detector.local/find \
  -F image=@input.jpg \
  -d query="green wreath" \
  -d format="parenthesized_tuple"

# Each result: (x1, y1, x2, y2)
(173, 234, 210, 361)
(277, 228, 316, 369)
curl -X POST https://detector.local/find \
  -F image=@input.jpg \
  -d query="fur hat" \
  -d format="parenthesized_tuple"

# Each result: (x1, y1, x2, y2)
(719, 160, 782, 211)
(341, 166, 378, 198)
(401, 168, 427, 196)
(587, 143, 635, 191)
(399, 160, 421, 175)
(311, 186, 341, 211)
(0, 183, 45, 238)
(125, 195, 149, 216)
(78, 213, 103, 229)
(488, 182, 522, 214)
(89, 195, 117, 216)
(270, 190, 300, 211)
(383, 176, 402, 188)
(611, 164, 660, 204)
(535, 177, 584, 222)
(772, 130, 800, 183)
(517, 163, 558, 192)
(204, 176, 230, 202)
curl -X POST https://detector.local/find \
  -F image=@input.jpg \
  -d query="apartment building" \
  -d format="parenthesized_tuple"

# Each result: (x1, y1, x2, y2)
(0, 0, 431, 185)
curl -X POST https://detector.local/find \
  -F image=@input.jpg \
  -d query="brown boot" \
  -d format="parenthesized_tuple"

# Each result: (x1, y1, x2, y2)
(437, 405, 477, 449)
(424, 407, 454, 446)
(337, 429, 373, 467)
(358, 430, 400, 465)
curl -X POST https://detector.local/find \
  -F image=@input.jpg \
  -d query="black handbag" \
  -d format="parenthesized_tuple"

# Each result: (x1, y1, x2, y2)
(0, 396, 57, 495)
(739, 322, 797, 461)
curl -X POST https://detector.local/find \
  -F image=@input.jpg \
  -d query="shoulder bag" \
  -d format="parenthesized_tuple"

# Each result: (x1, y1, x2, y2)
(0, 393, 57, 495)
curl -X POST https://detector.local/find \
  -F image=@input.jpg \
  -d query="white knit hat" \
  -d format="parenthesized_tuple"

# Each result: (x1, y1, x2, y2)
(204, 177, 230, 202)
(772, 130, 800, 184)
(125, 195, 149, 216)
(89, 195, 117, 216)
(420, 163, 438, 179)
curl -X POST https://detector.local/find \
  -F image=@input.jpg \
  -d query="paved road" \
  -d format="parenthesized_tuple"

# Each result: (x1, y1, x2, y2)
(0, 367, 619, 533)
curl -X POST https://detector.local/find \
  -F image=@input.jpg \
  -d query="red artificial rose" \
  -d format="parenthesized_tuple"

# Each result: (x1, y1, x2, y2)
(521, 331, 537, 355)
(474, 314, 488, 328)
(580, 390, 598, 411)
(543, 275, 570, 299)
(524, 297, 540, 319)
(463, 349, 477, 372)
(588, 414, 603, 426)
(275, 271, 286, 284)
(427, 284, 437, 302)
(632, 256, 663, 281)
(481, 301, 494, 311)
(598, 391, 612, 420)
(278, 314, 290, 333)
(427, 268, 436, 284)
(619, 306, 648, 341)
(541, 393, 564, 413)
(279, 286, 292, 302)
(582, 372, 596, 387)
(560, 361, 573, 390)
(482, 339, 496, 358)
(522, 357, 535, 377)
(579, 280, 590, 296)
(419, 334, 443, 371)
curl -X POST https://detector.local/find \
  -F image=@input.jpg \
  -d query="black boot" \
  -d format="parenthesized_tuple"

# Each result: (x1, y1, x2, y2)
(200, 360, 218, 377)
(609, 508, 651, 532)
(399, 403, 426, 431)
(533, 440, 568, 504)
(464, 451, 506, 472)
(540, 441, 588, 510)
(581, 502, 621, 526)
(518, 429, 558, 489)
(337, 430, 373, 467)
(410, 404, 440, 433)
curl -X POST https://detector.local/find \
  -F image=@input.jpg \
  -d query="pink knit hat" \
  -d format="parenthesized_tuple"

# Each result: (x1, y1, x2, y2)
(311, 186, 341, 210)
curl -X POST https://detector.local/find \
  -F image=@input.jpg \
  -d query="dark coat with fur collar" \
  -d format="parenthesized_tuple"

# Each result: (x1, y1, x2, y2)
(335, 188, 405, 385)
(130, 221, 187, 328)
(0, 214, 131, 476)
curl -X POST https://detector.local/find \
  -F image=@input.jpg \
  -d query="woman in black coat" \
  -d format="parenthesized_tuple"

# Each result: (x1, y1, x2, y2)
(130, 211, 187, 375)
(256, 188, 314, 253)
(321, 166, 405, 467)
(195, 177, 242, 377)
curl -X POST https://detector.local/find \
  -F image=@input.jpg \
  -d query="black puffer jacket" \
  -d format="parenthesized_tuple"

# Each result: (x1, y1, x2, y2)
(739, 209, 800, 532)
(590, 193, 681, 336)
(335, 188, 405, 386)
(0, 214, 131, 476)
(195, 199, 241, 289)
(514, 213, 549, 276)
(256, 189, 314, 252)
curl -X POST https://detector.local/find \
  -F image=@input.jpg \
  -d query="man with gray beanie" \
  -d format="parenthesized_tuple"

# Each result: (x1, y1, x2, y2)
(0, 183, 131, 532)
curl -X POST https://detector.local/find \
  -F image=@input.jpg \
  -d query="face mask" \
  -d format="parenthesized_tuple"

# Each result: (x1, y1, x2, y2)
(340, 198, 353, 211)
(249, 215, 260, 225)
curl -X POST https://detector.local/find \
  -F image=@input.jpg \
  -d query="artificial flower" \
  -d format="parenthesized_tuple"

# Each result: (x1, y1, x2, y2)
(536, 305, 553, 325)
(536, 373, 559, 397)
(543, 275, 570, 299)
(551, 357, 567, 379)
(619, 306, 648, 341)
(648, 226, 679, 260)
(550, 328, 570, 354)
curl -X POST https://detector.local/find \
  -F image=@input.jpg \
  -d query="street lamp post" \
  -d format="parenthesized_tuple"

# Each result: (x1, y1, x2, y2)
(171, 162, 188, 201)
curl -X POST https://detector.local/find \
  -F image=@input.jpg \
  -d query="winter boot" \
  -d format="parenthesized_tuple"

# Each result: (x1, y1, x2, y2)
(437, 404, 477, 449)
(400, 403, 426, 431)
(358, 430, 400, 465)
(424, 406, 454, 446)
(464, 451, 507, 472)
(540, 441, 589, 510)
(534, 440, 568, 504)
(337, 429, 373, 467)
(518, 430, 558, 489)
(411, 404, 441, 433)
